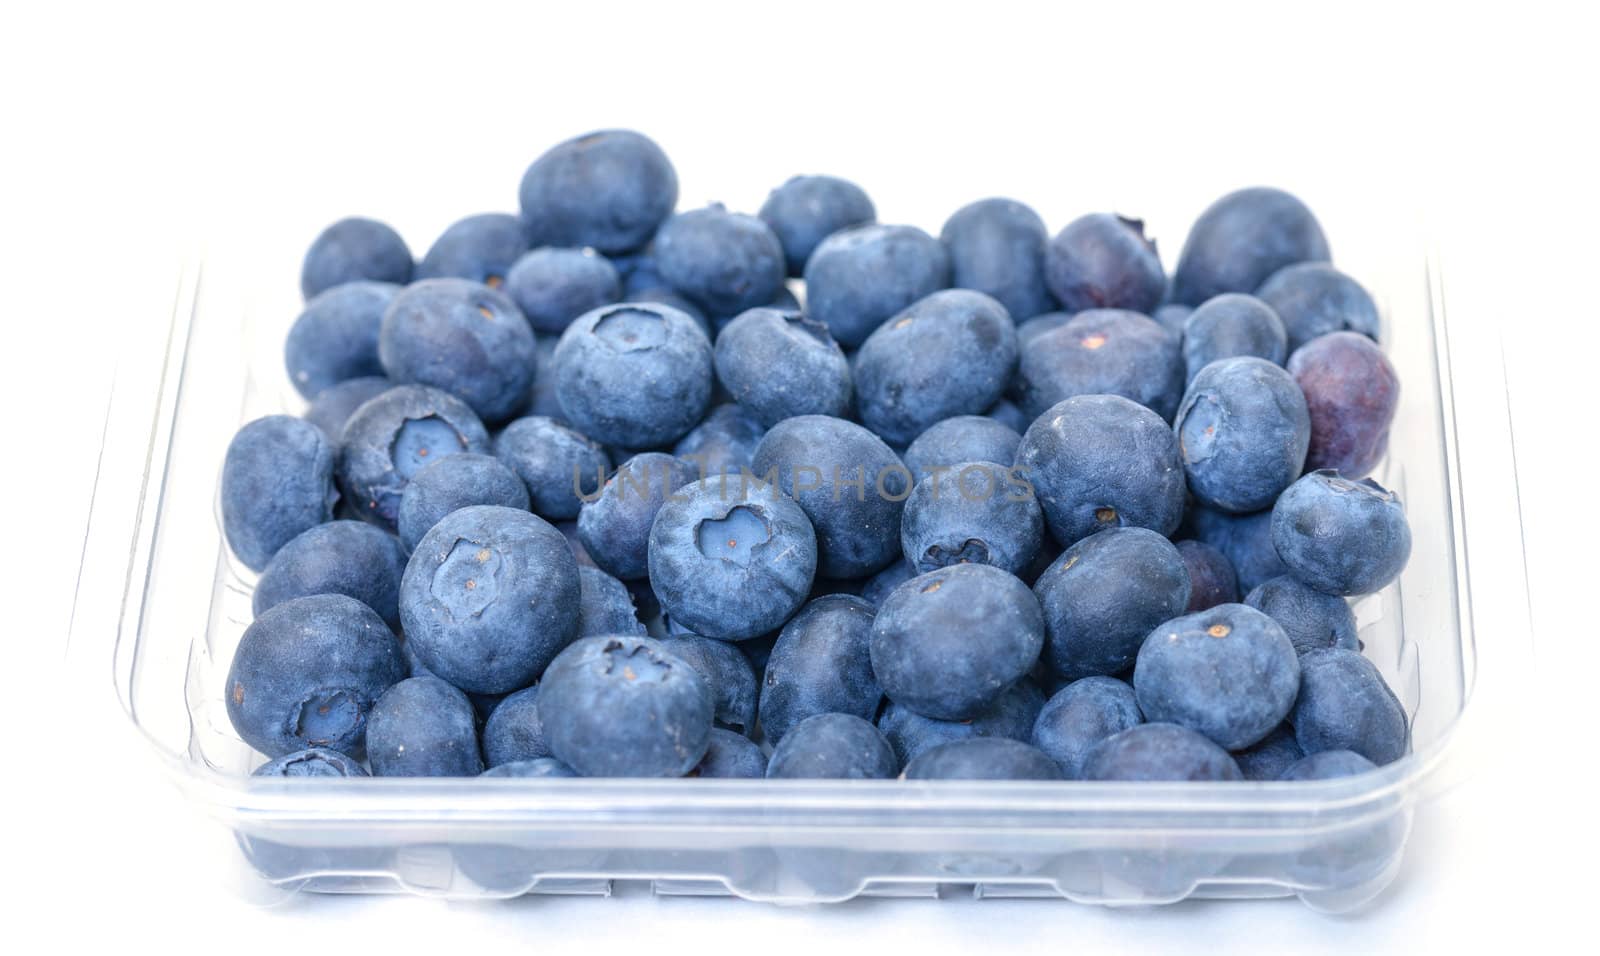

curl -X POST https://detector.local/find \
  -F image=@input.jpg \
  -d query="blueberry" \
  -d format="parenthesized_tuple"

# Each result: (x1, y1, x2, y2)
(1044, 213, 1165, 314)
(1181, 293, 1288, 383)
(304, 376, 391, 440)
(1175, 539, 1239, 613)
(253, 520, 407, 629)
(647, 477, 817, 640)
(225, 594, 406, 758)
(1280, 749, 1377, 781)
(712, 308, 852, 427)
(337, 385, 490, 529)
(1082, 723, 1243, 781)
(301, 216, 413, 299)
(689, 727, 768, 778)
(629, 287, 713, 339)
(903, 737, 1062, 781)
(940, 198, 1056, 320)
(377, 278, 537, 423)
(415, 213, 529, 288)
(1231, 723, 1304, 781)
(576, 452, 695, 580)
(758, 594, 880, 742)
(1171, 187, 1330, 305)
(766, 713, 898, 779)
(1030, 676, 1143, 779)
(614, 249, 667, 295)
(1278, 750, 1404, 887)
(1179, 503, 1286, 594)
(750, 415, 909, 578)
(538, 635, 714, 777)
(1151, 303, 1192, 341)
(1175, 356, 1311, 513)
(394, 453, 529, 553)
(1243, 575, 1359, 656)
(1288, 331, 1399, 477)
(1015, 394, 1186, 547)
(1256, 262, 1380, 352)
(1015, 310, 1073, 347)
(285, 281, 398, 398)
(515, 337, 566, 422)
(758, 175, 876, 276)
(803, 224, 950, 348)
(577, 566, 646, 637)
(399, 505, 580, 694)
(488, 416, 611, 522)
(859, 560, 915, 607)
(1293, 648, 1408, 765)
(253, 748, 368, 778)
(552, 303, 714, 448)
(673, 403, 765, 478)
(660, 632, 759, 735)
(900, 462, 1042, 576)
(1014, 309, 1185, 422)
(654, 205, 787, 317)
(481, 684, 551, 768)
(503, 248, 622, 335)
(1033, 528, 1190, 681)
(1133, 603, 1300, 750)
(518, 129, 678, 255)
(855, 290, 1019, 445)
(221, 415, 339, 571)
(878, 680, 1044, 765)
(985, 398, 1031, 435)
(481, 757, 578, 778)
(366, 676, 484, 777)
(902, 416, 1022, 486)
(1271, 471, 1412, 596)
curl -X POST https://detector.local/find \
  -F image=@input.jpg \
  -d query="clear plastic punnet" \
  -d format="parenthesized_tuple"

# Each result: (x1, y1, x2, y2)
(68, 196, 1529, 913)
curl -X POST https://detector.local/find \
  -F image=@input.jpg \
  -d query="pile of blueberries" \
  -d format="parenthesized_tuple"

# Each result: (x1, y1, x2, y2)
(225, 129, 1410, 788)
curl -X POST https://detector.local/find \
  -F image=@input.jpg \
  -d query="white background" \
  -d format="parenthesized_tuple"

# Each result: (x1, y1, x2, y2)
(4, 1, 1596, 951)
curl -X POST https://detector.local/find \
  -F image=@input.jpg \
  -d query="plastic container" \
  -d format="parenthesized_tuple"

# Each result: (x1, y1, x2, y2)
(68, 203, 1528, 912)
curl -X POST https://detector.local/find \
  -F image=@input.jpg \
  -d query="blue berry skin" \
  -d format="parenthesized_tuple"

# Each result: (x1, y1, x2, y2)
(750, 415, 909, 579)
(648, 477, 817, 640)
(301, 217, 413, 299)
(674, 403, 764, 478)
(1256, 262, 1380, 352)
(1289, 331, 1399, 478)
(1133, 603, 1301, 750)
(518, 129, 678, 255)
(1015, 394, 1186, 547)
(655, 205, 787, 317)
(222, 416, 339, 571)
(366, 676, 484, 777)
(1271, 472, 1412, 596)
(1232, 723, 1304, 781)
(660, 633, 759, 735)
(855, 290, 1019, 445)
(1044, 213, 1166, 315)
(758, 175, 877, 276)
(1280, 749, 1377, 781)
(870, 564, 1043, 721)
(1033, 528, 1191, 681)
(940, 198, 1057, 321)
(878, 680, 1044, 765)
(758, 595, 880, 743)
(713, 308, 852, 427)
(577, 452, 695, 580)
(253, 748, 368, 778)
(1181, 293, 1287, 383)
(804, 224, 951, 348)
(377, 278, 538, 424)
(903, 737, 1062, 781)
(903, 416, 1022, 486)
(1175, 539, 1239, 613)
(859, 560, 915, 607)
(1244, 575, 1359, 656)
(399, 505, 581, 695)
(1031, 676, 1143, 779)
(254, 520, 408, 629)
(578, 566, 646, 637)
(226, 594, 407, 758)
(517, 337, 565, 422)
(503, 248, 621, 336)
(338, 385, 491, 530)
(1171, 187, 1331, 305)
(396, 453, 529, 553)
(285, 282, 398, 399)
(1151, 304, 1192, 341)
(493, 416, 610, 521)
(539, 635, 715, 777)
(305, 376, 391, 440)
(900, 462, 1042, 576)
(1082, 723, 1243, 781)
(1293, 649, 1408, 765)
(630, 287, 713, 339)
(766, 713, 898, 779)
(482, 684, 552, 768)
(481, 757, 578, 778)
(1180, 503, 1286, 594)
(1175, 356, 1311, 513)
(415, 213, 529, 287)
(1015, 310, 1073, 347)
(1014, 309, 1185, 422)
(985, 399, 1031, 435)
(553, 303, 714, 448)
(690, 727, 768, 778)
